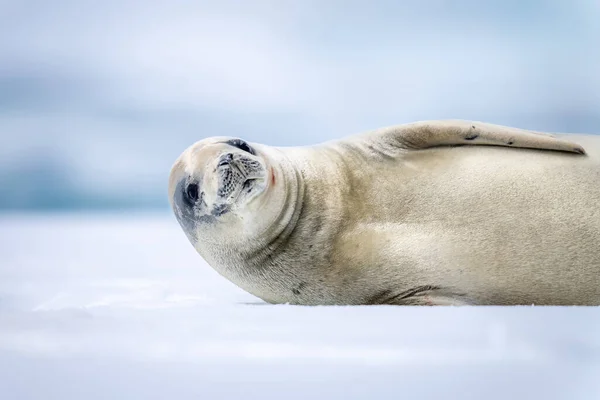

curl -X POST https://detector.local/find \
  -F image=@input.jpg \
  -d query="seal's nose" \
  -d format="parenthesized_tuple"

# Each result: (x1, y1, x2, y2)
(218, 153, 234, 167)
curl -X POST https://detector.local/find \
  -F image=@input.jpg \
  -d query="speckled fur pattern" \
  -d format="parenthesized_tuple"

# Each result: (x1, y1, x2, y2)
(169, 120, 600, 306)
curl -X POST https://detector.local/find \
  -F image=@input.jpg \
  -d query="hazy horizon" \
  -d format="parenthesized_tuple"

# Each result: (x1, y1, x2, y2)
(2, 0, 599, 211)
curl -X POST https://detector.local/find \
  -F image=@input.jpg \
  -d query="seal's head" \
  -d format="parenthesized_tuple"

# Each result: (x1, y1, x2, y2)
(169, 136, 292, 253)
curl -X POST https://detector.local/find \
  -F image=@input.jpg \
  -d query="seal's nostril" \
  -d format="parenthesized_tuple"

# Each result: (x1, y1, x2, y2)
(218, 153, 234, 167)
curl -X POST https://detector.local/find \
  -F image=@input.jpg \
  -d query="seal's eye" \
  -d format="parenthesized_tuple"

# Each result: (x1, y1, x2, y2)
(186, 183, 199, 202)
(226, 139, 255, 155)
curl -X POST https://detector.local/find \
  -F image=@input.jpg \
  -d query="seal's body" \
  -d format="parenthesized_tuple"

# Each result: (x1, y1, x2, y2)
(169, 121, 600, 306)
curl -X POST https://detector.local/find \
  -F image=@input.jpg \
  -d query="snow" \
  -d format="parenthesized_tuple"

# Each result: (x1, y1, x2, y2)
(1, 213, 599, 399)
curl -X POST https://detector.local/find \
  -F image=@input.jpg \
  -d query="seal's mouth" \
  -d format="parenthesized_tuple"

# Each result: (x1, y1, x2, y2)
(234, 175, 264, 202)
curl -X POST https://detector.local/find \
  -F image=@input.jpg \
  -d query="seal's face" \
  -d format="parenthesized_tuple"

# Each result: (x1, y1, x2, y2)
(169, 137, 272, 244)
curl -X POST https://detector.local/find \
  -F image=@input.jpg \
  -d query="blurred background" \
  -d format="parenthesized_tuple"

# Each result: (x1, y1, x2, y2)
(1, 0, 599, 212)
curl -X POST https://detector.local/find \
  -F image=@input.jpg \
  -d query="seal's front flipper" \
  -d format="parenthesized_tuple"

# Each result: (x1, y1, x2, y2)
(366, 285, 476, 306)
(359, 119, 587, 155)
(399, 293, 477, 306)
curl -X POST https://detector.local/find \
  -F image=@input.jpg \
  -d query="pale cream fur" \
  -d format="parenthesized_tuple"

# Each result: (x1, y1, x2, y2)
(169, 120, 600, 306)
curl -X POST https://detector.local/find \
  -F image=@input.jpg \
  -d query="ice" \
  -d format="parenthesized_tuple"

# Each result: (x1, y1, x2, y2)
(0, 213, 599, 399)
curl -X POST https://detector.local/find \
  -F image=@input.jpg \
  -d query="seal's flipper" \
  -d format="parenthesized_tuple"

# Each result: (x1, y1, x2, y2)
(367, 285, 476, 306)
(359, 120, 587, 155)
(398, 293, 477, 306)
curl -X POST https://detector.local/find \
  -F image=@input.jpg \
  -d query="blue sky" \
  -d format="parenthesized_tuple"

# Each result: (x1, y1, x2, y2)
(1, 0, 599, 210)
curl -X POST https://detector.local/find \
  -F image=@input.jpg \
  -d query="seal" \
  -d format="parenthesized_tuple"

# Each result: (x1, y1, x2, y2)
(168, 120, 600, 306)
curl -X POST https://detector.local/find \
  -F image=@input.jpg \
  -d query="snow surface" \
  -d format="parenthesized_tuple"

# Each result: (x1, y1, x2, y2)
(0, 213, 599, 400)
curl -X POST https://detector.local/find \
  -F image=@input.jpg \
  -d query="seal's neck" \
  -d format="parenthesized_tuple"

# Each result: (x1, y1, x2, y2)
(242, 147, 305, 259)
